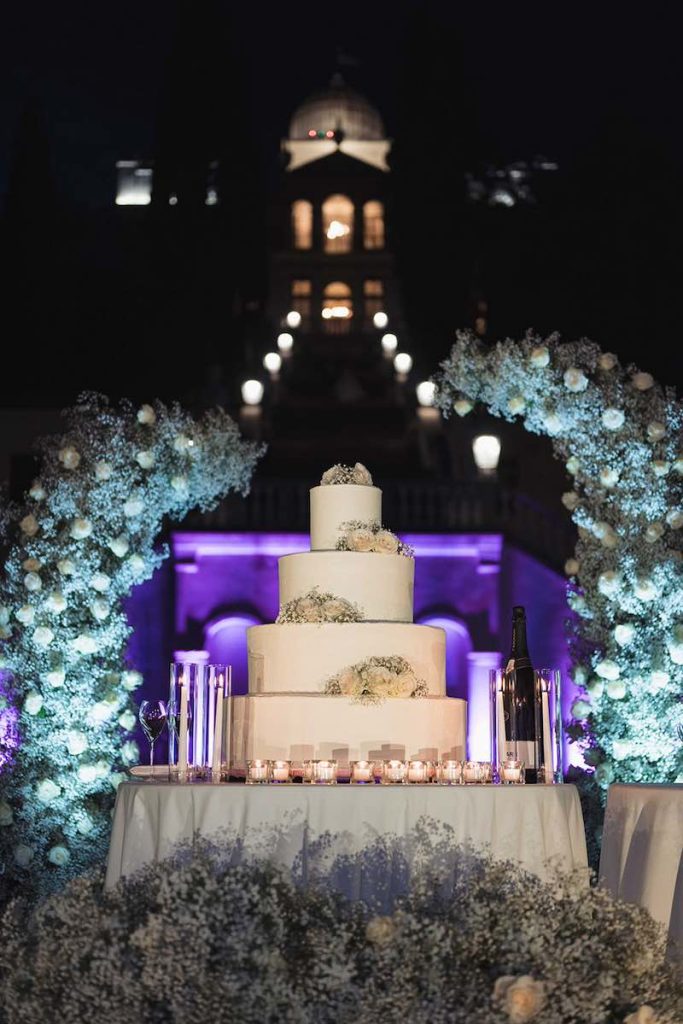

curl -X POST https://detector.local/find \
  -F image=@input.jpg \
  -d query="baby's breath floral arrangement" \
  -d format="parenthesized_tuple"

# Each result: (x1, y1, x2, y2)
(336, 520, 415, 558)
(320, 462, 373, 486)
(435, 331, 683, 790)
(324, 655, 427, 704)
(0, 393, 263, 898)
(0, 830, 680, 1024)
(276, 588, 363, 624)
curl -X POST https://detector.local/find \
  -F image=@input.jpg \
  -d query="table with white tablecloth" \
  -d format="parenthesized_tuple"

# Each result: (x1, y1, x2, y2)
(105, 781, 588, 900)
(599, 783, 683, 946)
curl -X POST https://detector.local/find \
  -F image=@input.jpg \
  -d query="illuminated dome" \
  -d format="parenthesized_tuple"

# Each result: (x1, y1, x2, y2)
(289, 77, 385, 142)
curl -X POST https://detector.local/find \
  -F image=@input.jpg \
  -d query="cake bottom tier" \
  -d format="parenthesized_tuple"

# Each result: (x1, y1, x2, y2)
(231, 694, 466, 767)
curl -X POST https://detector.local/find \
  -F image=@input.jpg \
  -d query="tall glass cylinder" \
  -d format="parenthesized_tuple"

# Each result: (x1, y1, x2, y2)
(206, 664, 232, 781)
(490, 667, 563, 784)
(535, 668, 562, 784)
(168, 661, 208, 780)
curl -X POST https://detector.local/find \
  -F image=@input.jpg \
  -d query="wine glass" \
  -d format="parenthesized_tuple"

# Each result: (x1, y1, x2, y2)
(139, 700, 168, 774)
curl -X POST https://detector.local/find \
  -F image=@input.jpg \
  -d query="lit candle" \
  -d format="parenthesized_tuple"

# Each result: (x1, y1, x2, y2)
(351, 760, 374, 783)
(407, 760, 428, 783)
(383, 759, 406, 784)
(271, 760, 291, 783)
(437, 760, 461, 784)
(463, 760, 486, 783)
(501, 760, 522, 783)
(541, 678, 553, 783)
(313, 760, 336, 783)
(496, 680, 507, 762)
(247, 759, 270, 783)
(178, 673, 189, 774)
(212, 674, 224, 774)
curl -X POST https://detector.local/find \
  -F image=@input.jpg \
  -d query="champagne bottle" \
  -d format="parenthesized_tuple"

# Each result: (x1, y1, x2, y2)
(504, 605, 537, 782)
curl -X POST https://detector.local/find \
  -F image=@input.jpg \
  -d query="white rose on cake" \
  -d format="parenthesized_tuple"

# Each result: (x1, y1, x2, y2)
(337, 667, 361, 695)
(373, 530, 399, 554)
(347, 528, 374, 552)
(297, 598, 321, 623)
(352, 462, 373, 485)
(321, 599, 348, 621)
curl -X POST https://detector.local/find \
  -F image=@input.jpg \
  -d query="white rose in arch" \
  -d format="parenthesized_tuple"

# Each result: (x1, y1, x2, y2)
(58, 446, 81, 470)
(529, 345, 550, 368)
(48, 845, 71, 867)
(20, 513, 39, 536)
(109, 534, 130, 557)
(33, 626, 54, 648)
(644, 522, 665, 544)
(571, 699, 591, 720)
(173, 434, 192, 452)
(507, 395, 526, 415)
(673, 456, 683, 475)
(543, 412, 563, 435)
(614, 623, 635, 646)
(95, 461, 113, 481)
(352, 462, 373, 485)
(598, 571, 620, 597)
(91, 598, 110, 621)
(24, 572, 42, 592)
(0, 623, 12, 639)
(586, 678, 604, 699)
(123, 497, 145, 518)
(602, 407, 625, 430)
(564, 558, 580, 576)
(70, 518, 93, 540)
(348, 528, 374, 552)
(0, 800, 13, 826)
(599, 352, 618, 370)
(666, 509, 683, 530)
(563, 367, 588, 392)
(22, 557, 41, 572)
(561, 491, 579, 511)
(16, 605, 35, 625)
(171, 475, 188, 493)
(606, 679, 626, 699)
(24, 691, 43, 715)
(14, 844, 34, 868)
(599, 468, 619, 488)
(121, 740, 139, 765)
(632, 371, 654, 391)
(44, 667, 65, 688)
(71, 633, 98, 655)
(597, 523, 619, 549)
(624, 1007, 660, 1024)
(29, 479, 46, 501)
(0, 606, 9, 626)
(36, 779, 61, 804)
(128, 554, 145, 575)
(78, 764, 98, 784)
(652, 460, 670, 477)
(118, 709, 136, 731)
(453, 398, 473, 417)
(373, 530, 400, 554)
(122, 670, 143, 691)
(634, 578, 658, 601)
(595, 659, 620, 681)
(647, 421, 666, 442)
(565, 456, 580, 475)
(75, 815, 94, 835)
(650, 670, 670, 692)
(137, 403, 156, 425)
(66, 730, 88, 756)
(612, 739, 632, 761)
(90, 572, 111, 593)
(136, 450, 155, 469)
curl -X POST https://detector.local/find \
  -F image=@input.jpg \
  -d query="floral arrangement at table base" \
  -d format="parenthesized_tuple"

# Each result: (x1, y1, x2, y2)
(0, 393, 263, 899)
(275, 588, 363, 624)
(324, 655, 428, 705)
(0, 832, 680, 1024)
(336, 520, 414, 558)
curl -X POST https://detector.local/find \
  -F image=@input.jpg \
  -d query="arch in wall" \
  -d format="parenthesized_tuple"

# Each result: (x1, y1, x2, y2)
(415, 610, 473, 700)
(203, 610, 263, 696)
(322, 194, 354, 253)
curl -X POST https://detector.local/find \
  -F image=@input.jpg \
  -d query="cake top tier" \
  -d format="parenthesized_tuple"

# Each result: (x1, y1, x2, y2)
(311, 463, 382, 551)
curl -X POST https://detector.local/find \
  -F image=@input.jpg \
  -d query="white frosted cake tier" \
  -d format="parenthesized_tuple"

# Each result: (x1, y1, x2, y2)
(310, 484, 382, 550)
(279, 551, 414, 622)
(231, 693, 466, 767)
(248, 622, 445, 696)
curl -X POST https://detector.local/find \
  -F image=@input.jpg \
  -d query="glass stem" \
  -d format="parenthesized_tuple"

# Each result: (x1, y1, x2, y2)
(150, 740, 155, 770)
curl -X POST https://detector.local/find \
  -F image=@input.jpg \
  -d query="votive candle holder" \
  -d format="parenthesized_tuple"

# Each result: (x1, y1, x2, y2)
(462, 760, 493, 785)
(350, 760, 376, 784)
(246, 759, 271, 785)
(381, 759, 406, 785)
(406, 759, 432, 783)
(271, 759, 292, 784)
(436, 760, 462, 785)
(303, 759, 337, 785)
(499, 759, 525, 784)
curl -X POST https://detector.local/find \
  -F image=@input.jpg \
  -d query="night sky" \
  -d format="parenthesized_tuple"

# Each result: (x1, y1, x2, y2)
(1, 0, 682, 398)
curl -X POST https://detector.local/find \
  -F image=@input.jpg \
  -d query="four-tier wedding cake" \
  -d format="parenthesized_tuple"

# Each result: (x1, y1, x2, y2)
(231, 464, 467, 767)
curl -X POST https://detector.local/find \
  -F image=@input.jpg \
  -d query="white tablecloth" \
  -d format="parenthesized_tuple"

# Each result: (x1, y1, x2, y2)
(599, 783, 683, 945)
(106, 781, 588, 900)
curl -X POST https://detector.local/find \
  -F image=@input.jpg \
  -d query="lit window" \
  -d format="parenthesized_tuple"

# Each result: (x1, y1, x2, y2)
(363, 200, 385, 249)
(322, 282, 353, 334)
(291, 200, 313, 250)
(364, 279, 384, 323)
(290, 280, 312, 328)
(322, 194, 353, 253)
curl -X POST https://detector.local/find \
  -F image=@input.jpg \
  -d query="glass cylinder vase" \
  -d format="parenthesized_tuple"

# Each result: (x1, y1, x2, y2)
(206, 664, 232, 782)
(490, 667, 562, 784)
(168, 661, 208, 781)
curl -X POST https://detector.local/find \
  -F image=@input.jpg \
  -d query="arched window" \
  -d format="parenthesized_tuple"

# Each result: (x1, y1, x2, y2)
(322, 194, 354, 253)
(322, 281, 353, 334)
(291, 200, 313, 250)
(290, 279, 312, 327)
(203, 613, 262, 696)
(363, 279, 384, 324)
(363, 200, 385, 249)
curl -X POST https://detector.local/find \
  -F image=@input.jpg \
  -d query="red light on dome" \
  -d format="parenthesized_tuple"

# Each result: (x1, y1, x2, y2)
(308, 129, 317, 138)
(325, 130, 335, 139)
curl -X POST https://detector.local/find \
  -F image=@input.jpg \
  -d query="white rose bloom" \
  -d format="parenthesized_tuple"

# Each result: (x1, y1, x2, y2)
(58, 446, 81, 470)
(78, 764, 98, 784)
(543, 412, 563, 435)
(128, 554, 146, 575)
(57, 558, 76, 575)
(571, 699, 591, 720)
(321, 599, 347, 620)
(586, 678, 604, 699)
(20, 513, 39, 536)
(16, 605, 35, 625)
(599, 467, 619, 488)
(90, 572, 111, 593)
(0, 606, 9, 626)
(606, 679, 626, 699)
(29, 479, 46, 501)
(668, 638, 683, 665)
(44, 667, 65, 688)
(624, 1007, 659, 1024)
(673, 456, 683, 475)
(602, 407, 625, 430)
(136, 450, 155, 469)
(108, 534, 130, 557)
(118, 709, 136, 731)
(632, 371, 654, 391)
(573, 666, 588, 686)
(123, 496, 145, 517)
(494, 975, 546, 1024)
(122, 670, 143, 690)
(561, 491, 579, 511)
(612, 739, 631, 761)
(76, 814, 94, 835)
(173, 434, 191, 452)
(599, 352, 617, 370)
(48, 845, 70, 867)
(36, 779, 61, 804)
(66, 731, 88, 756)
(297, 598, 321, 623)
(22, 557, 41, 572)
(137, 403, 156, 425)
(0, 800, 13, 826)
(95, 461, 113, 480)
(649, 670, 670, 692)
(337, 667, 361, 695)
(634, 578, 657, 601)
(614, 624, 635, 646)
(565, 456, 580, 475)
(647, 420, 666, 442)
(645, 522, 664, 544)
(453, 398, 473, 417)
(598, 571, 620, 597)
(666, 509, 683, 530)
(595, 659, 620, 681)
(652, 460, 670, 477)
(171, 475, 188, 492)
(352, 462, 373, 485)
(529, 346, 550, 368)
(365, 916, 396, 945)
(71, 633, 98, 655)
(24, 691, 43, 715)
(373, 530, 400, 554)
(110, 771, 126, 789)
(121, 740, 139, 765)
(0, 624, 11, 639)
(14, 844, 34, 867)
(564, 558, 580, 576)
(70, 517, 93, 540)
(507, 395, 526, 414)
(597, 523, 619, 548)
(33, 626, 54, 648)
(348, 528, 374, 552)
(563, 367, 588, 392)
(23, 572, 42, 592)
(89, 701, 115, 724)
(91, 597, 110, 621)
